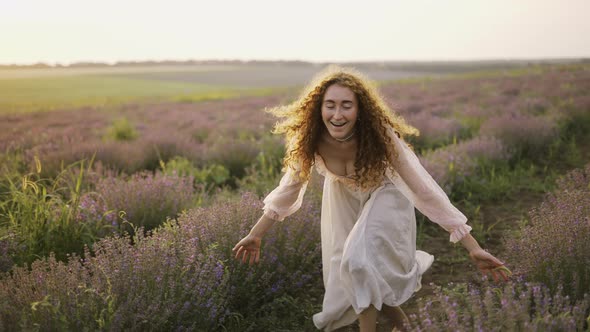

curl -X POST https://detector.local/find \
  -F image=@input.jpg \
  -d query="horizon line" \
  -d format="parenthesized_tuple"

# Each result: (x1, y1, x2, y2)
(1, 56, 589, 68)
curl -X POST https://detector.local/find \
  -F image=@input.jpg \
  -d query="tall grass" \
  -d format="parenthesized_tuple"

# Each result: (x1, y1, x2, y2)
(0, 159, 111, 268)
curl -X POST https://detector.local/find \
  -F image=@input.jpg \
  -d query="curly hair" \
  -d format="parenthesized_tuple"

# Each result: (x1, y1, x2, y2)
(267, 65, 419, 189)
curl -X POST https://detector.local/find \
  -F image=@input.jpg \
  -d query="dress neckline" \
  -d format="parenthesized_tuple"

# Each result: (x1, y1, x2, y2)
(314, 153, 356, 179)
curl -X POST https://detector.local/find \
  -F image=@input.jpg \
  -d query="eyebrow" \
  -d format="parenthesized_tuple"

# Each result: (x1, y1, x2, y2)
(324, 99, 354, 104)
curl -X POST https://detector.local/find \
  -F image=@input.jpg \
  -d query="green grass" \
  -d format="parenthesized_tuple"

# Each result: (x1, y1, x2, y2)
(0, 74, 278, 114)
(0, 159, 110, 266)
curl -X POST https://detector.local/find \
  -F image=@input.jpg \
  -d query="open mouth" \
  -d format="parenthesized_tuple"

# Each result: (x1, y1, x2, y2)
(330, 121, 347, 127)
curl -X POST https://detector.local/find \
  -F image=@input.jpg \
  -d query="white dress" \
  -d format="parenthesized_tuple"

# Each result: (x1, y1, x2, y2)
(262, 128, 472, 331)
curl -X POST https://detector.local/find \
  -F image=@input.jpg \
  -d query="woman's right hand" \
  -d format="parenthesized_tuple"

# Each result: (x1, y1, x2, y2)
(232, 234, 262, 265)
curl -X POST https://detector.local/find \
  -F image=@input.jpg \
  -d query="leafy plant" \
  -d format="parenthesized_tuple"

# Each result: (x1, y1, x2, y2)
(0, 158, 111, 268)
(103, 117, 138, 141)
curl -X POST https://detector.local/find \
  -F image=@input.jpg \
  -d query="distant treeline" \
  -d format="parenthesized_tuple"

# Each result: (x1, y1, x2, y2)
(1, 58, 589, 70)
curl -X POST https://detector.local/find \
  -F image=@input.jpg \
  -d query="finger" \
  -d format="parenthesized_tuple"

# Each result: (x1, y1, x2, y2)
(234, 246, 243, 260)
(482, 268, 494, 281)
(487, 254, 504, 266)
(241, 250, 249, 264)
(491, 270, 499, 283)
(255, 250, 260, 264)
(249, 251, 256, 265)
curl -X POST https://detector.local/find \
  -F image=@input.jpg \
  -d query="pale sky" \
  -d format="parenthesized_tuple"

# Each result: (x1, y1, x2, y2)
(1, 0, 588, 65)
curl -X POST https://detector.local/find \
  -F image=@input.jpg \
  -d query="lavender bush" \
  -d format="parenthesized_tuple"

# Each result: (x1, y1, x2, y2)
(95, 171, 196, 231)
(420, 136, 510, 193)
(408, 281, 589, 331)
(505, 163, 590, 300)
(479, 113, 559, 159)
(34, 141, 157, 178)
(207, 138, 262, 180)
(76, 193, 118, 230)
(404, 112, 465, 150)
(0, 193, 323, 331)
(0, 230, 16, 273)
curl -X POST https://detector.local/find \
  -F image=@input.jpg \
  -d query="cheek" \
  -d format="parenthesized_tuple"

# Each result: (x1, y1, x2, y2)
(351, 108, 359, 121)
(321, 108, 330, 122)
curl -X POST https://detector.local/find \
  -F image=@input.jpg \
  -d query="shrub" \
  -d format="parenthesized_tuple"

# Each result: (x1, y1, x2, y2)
(237, 136, 285, 197)
(505, 163, 590, 300)
(162, 156, 230, 188)
(207, 139, 261, 180)
(420, 136, 510, 193)
(408, 281, 590, 331)
(95, 171, 196, 231)
(405, 112, 464, 150)
(0, 230, 16, 273)
(103, 117, 138, 141)
(34, 141, 153, 178)
(144, 131, 207, 168)
(0, 193, 323, 331)
(479, 113, 558, 160)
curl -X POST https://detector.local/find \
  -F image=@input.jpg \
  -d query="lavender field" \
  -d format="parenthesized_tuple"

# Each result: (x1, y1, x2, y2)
(0, 63, 589, 331)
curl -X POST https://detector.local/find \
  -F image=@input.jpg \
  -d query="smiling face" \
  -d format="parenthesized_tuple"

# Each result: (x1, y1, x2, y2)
(321, 84, 359, 141)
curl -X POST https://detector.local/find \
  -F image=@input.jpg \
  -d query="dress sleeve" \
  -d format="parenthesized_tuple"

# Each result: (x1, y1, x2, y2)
(262, 166, 309, 221)
(387, 128, 472, 243)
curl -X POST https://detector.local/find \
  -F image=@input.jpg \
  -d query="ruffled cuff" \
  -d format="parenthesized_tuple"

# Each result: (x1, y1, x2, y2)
(263, 207, 283, 221)
(449, 224, 472, 243)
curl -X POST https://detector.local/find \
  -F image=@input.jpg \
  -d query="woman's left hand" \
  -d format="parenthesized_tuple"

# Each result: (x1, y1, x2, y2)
(468, 248, 511, 282)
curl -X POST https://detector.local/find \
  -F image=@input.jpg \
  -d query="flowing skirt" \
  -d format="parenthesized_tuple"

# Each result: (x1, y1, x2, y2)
(312, 178, 434, 331)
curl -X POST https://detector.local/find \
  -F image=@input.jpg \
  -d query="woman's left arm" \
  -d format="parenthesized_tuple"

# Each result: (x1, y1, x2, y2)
(459, 233, 509, 281)
(388, 129, 472, 243)
(388, 129, 509, 281)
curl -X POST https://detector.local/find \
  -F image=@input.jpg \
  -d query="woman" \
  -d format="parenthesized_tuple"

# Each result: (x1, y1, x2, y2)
(232, 66, 508, 332)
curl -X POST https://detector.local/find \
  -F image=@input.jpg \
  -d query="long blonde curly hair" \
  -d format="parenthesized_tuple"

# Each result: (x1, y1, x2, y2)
(267, 65, 419, 189)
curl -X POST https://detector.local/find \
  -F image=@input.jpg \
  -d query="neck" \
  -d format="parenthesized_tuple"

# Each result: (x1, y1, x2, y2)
(334, 130, 356, 142)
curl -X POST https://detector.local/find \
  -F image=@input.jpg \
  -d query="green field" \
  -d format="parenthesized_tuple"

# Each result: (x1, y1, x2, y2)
(0, 66, 281, 114)
(0, 63, 475, 114)
(2, 61, 584, 114)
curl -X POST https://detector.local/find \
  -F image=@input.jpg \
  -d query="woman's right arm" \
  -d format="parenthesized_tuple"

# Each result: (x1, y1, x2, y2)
(233, 166, 308, 265)
(261, 166, 309, 221)
(232, 214, 275, 265)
